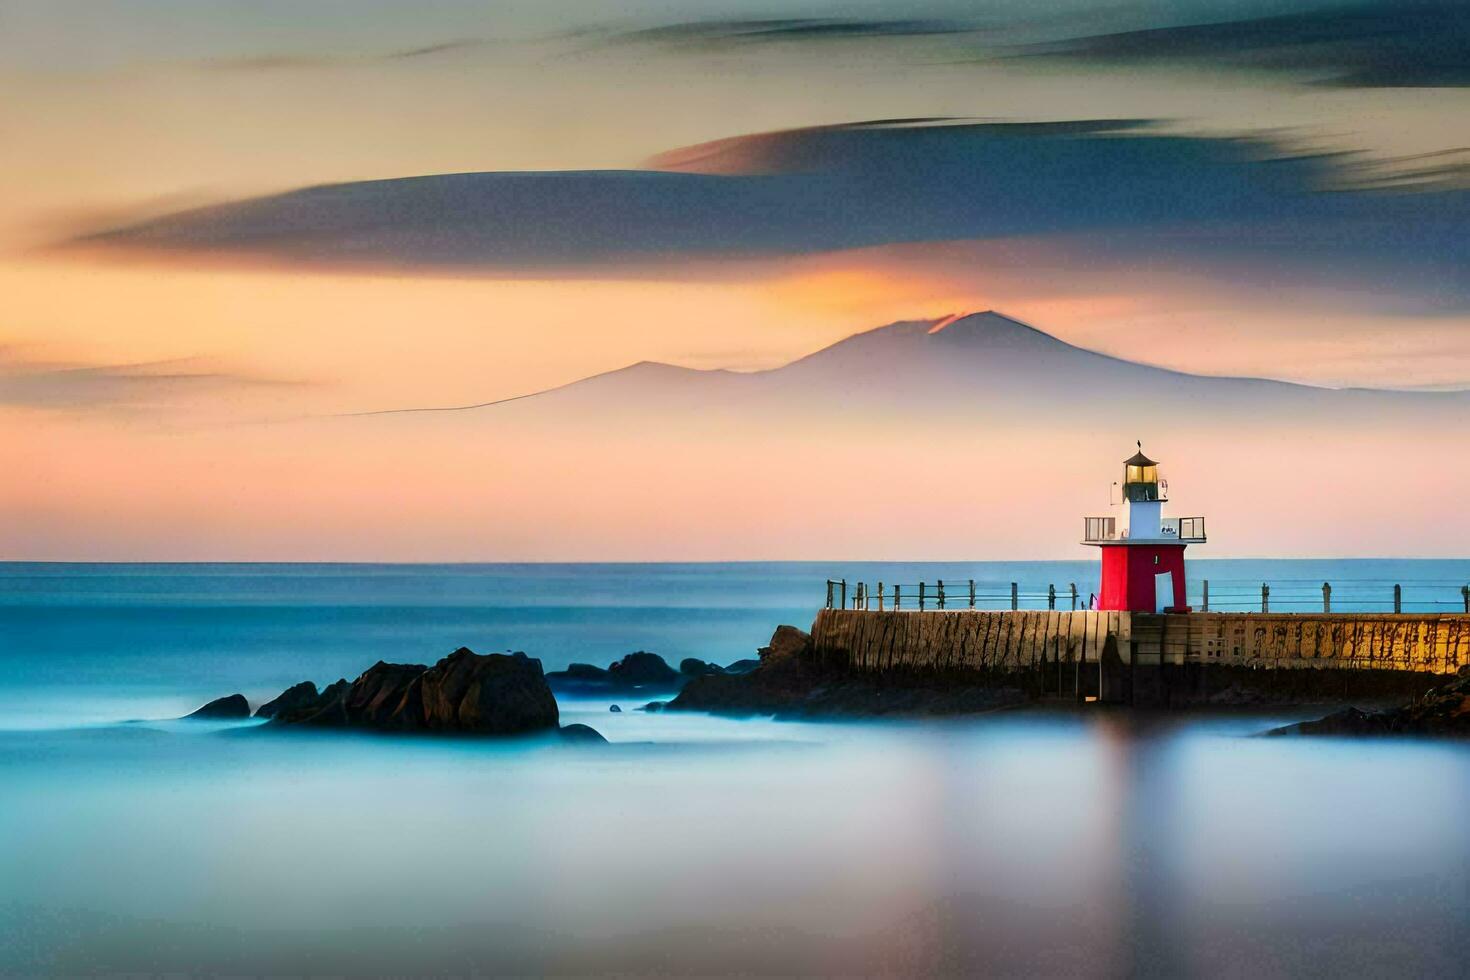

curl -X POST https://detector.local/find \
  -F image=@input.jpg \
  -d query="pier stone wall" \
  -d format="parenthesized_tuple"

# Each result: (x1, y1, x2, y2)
(811, 609, 1470, 676)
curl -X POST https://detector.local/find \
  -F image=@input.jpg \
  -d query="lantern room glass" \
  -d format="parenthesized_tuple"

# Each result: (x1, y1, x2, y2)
(1125, 463, 1158, 486)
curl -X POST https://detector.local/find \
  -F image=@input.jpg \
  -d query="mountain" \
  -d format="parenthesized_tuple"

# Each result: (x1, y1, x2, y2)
(340, 311, 1469, 559)
(434, 311, 1463, 424)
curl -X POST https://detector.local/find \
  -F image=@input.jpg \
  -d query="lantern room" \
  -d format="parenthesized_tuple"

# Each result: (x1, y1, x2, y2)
(1122, 450, 1161, 502)
(1082, 445, 1206, 613)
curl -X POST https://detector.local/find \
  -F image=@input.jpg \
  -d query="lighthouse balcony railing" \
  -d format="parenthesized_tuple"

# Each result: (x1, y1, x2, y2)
(1083, 516, 1206, 543)
(1163, 517, 1207, 543)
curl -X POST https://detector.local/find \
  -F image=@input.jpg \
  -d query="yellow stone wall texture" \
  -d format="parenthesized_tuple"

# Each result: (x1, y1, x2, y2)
(811, 610, 1470, 675)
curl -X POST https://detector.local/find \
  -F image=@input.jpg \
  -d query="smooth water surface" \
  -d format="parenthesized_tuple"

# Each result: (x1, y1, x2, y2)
(2, 562, 1468, 976)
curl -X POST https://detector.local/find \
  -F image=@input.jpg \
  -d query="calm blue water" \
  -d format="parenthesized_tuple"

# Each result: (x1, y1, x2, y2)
(5, 559, 1468, 726)
(2, 561, 1468, 976)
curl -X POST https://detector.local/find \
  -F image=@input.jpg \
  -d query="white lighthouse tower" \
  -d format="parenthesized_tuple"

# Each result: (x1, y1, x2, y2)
(1082, 444, 1207, 613)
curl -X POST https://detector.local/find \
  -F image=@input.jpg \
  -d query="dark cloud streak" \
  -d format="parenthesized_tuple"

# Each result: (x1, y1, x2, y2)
(1013, 1, 1470, 88)
(607, 17, 982, 48)
(69, 119, 1470, 312)
(196, 37, 488, 72)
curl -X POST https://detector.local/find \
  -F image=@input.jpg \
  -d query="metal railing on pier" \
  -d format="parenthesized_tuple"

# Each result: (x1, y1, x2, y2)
(824, 578, 1470, 614)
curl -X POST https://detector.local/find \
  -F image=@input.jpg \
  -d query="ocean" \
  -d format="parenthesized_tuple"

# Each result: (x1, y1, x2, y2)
(2, 560, 1468, 976)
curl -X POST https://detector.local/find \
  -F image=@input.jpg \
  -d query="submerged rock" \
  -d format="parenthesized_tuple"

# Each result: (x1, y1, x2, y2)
(558, 723, 608, 743)
(183, 694, 250, 720)
(254, 681, 321, 719)
(269, 648, 559, 735)
(609, 704, 622, 713)
(1268, 668, 1470, 737)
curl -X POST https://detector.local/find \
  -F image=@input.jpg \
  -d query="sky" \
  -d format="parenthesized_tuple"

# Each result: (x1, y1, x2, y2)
(3, 0, 1469, 559)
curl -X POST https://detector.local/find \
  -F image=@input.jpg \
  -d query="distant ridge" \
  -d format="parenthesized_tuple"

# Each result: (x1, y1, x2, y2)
(343, 310, 1467, 418)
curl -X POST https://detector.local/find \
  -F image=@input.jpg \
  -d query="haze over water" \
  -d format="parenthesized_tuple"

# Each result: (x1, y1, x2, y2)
(3, 561, 1468, 976)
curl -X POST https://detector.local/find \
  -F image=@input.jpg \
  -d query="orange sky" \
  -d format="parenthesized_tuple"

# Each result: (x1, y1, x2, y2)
(5, 2, 1470, 559)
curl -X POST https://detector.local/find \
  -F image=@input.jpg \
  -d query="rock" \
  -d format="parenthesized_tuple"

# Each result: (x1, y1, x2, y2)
(608, 651, 680, 687)
(758, 625, 811, 664)
(668, 624, 1025, 719)
(414, 649, 559, 734)
(679, 657, 725, 677)
(343, 661, 427, 729)
(272, 678, 349, 726)
(270, 648, 559, 735)
(184, 694, 250, 720)
(560, 663, 611, 683)
(641, 701, 667, 713)
(723, 659, 760, 675)
(548, 651, 682, 691)
(609, 704, 622, 713)
(1268, 707, 1392, 737)
(1268, 670, 1470, 737)
(254, 681, 321, 719)
(558, 723, 607, 743)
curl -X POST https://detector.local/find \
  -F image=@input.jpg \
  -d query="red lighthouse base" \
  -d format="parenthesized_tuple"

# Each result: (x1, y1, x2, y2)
(1098, 544, 1189, 613)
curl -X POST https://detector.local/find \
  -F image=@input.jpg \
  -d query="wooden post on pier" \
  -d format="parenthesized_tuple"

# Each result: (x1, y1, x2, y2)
(1323, 582, 1331, 613)
(919, 582, 927, 611)
(1202, 580, 1209, 612)
(1394, 584, 1402, 614)
(840, 579, 847, 610)
(938, 579, 946, 609)
(1463, 585, 1469, 614)
(1011, 582, 1019, 611)
(1261, 583, 1270, 613)
(877, 582, 885, 611)
(968, 579, 976, 609)
(894, 585, 902, 610)
(1048, 584, 1056, 610)
(826, 580, 833, 609)
(1070, 583, 1078, 611)
(1076, 622, 1086, 703)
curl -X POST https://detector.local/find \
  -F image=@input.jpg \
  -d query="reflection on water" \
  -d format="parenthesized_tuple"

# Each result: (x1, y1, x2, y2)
(3, 712, 1466, 977)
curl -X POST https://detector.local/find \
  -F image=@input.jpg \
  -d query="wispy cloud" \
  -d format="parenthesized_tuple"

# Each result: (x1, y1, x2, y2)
(1013, 1, 1470, 87)
(0, 351, 299, 412)
(604, 18, 982, 48)
(195, 37, 489, 72)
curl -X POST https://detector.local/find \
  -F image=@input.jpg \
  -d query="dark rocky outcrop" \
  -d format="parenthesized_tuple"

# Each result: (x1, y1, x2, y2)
(608, 651, 680, 687)
(680, 657, 725, 677)
(269, 648, 559, 735)
(668, 625, 1026, 719)
(183, 694, 250, 720)
(547, 651, 682, 692)
(723, 659, 760, 675)
(609, 704, 622, 713)
(254, 681, 322, 719)
(1268, 668, 1470, 737)
(760, 625, 812, 664)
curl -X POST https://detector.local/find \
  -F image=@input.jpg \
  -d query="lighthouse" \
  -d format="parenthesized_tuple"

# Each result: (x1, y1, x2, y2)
(1082, 445, 1206, 613)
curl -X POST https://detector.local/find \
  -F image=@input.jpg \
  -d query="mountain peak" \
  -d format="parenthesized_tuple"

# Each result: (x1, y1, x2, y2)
(927, 310, 1040, 336)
